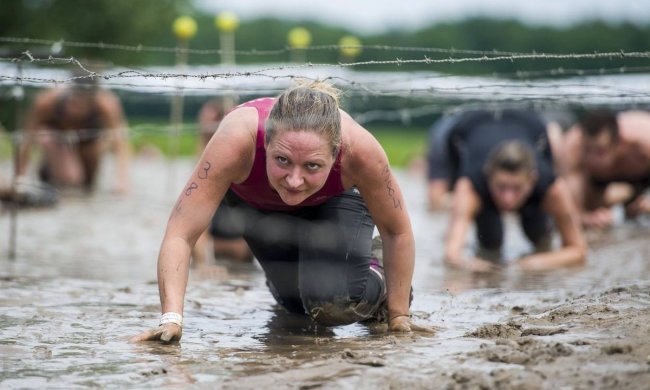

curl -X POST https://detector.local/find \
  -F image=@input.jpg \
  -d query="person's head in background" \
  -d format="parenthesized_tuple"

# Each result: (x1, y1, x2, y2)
(579, 109, 619, 175)
(483, 141, 538, 212)
(199, 95, 239, 147)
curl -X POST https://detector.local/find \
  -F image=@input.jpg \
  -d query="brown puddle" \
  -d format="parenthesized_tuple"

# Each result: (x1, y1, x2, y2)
(1, 157, 650, 389)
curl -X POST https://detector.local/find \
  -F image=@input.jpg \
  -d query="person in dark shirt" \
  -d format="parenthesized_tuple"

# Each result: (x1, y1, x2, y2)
(440, 110, 586, 272)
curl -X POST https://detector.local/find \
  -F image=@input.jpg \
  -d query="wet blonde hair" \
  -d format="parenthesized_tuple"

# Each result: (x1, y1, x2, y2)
(265, 79, 342, 156)
(484, 141, 536, 177)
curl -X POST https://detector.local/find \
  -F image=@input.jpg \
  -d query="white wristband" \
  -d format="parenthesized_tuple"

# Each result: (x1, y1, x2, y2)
(159, 312, 183, 327)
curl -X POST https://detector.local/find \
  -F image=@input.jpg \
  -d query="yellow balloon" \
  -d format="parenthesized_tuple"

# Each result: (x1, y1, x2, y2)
(288, 27, 312, 49)
(215, 11, 240, 32)
(172, 16, 197, 40)
(339, 35, 362, 58)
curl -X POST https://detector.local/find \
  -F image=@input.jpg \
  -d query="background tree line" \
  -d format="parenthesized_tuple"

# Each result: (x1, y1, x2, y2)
(1, 0, 649, 76)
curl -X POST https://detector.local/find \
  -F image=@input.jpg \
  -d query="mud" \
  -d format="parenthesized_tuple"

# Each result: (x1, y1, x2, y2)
(1, 155, 650, 389)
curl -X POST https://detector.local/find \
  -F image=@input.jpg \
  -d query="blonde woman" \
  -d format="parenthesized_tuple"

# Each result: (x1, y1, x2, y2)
(132, 81, 416, 343)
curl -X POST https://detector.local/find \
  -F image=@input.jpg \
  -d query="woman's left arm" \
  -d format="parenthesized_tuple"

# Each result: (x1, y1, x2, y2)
(343, 116, 415, 331)
(518, 178, 588, 271)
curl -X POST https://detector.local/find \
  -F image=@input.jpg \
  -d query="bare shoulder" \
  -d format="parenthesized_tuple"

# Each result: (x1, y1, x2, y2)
(28, 89, 62, 124)
(340, 110, 387, 183)
(95, 89, 122, 107)
(32, 88, 60, 108)
(618, 111, 650, 144)
(214, 106, 258, 138)
(619, 110, 650, 123)
(543, 178, 572, 211)
(202, 106, 259, 183)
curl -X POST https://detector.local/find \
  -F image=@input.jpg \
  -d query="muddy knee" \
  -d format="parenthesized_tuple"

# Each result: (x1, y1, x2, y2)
(304, 298, 369, 327)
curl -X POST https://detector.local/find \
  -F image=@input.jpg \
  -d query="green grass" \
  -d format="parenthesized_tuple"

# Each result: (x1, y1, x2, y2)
(0, 133, 13, 161)
(369, 126, 428, 168)
(129, 121, 201, 157)
(128, 122, 429, 168)
(0, 122, 428, 168)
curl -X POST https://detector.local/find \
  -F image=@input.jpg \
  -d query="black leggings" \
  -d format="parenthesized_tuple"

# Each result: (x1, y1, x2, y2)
(211, 188, 385, 326)
(476, 203, 551, 250)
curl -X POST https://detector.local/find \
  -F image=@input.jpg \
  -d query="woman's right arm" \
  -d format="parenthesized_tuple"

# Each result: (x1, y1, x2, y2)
(131, 108, 257, 343)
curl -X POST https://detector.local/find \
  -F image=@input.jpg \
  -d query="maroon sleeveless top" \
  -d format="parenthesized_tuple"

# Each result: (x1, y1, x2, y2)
(230, 97, 345, 211)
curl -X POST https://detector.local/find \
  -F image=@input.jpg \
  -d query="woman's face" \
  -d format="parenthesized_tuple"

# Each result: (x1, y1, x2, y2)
(487, 170, 537, 211)
(266, 130, 335, 206)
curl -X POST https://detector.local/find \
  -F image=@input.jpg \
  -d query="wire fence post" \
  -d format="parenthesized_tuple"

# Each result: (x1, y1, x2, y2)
(167, 17, 197, 197)
(168, 42, 187, 196)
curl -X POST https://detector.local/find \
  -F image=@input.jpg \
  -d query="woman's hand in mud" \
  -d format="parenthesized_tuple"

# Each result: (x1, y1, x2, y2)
(388, 315, 437, 334)
(453, 257, 499, 273)
(582, 207, 614, 229)
(467, 257, 501, 273)
(192, 262, 229, 280)
(626, 195, 650, 218)
(445, 256, 499, 273)
(129, 323, 182, 344)
(517, 254, 550, 272)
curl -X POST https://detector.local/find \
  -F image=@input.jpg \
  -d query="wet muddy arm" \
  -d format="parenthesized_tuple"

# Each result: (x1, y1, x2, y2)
(157, 108, 256, 320)
(348, 127, 415, 323)
(381, 229, 415, 322)
(444, 178, 481, 267)
(157, 235, 194, 314)
(366, 166, 414, 321)
(520, 179, 587, 271)
(158, 173, 226, 315)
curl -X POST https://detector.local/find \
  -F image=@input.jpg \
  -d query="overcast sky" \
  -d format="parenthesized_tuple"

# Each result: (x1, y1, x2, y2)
(194, 0, 650, 34)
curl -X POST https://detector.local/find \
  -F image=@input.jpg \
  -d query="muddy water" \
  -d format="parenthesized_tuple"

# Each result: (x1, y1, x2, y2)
(1, 155, 650, 389)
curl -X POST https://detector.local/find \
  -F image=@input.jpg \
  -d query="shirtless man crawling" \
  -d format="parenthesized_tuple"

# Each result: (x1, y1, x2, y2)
(560, 110, 650, 228)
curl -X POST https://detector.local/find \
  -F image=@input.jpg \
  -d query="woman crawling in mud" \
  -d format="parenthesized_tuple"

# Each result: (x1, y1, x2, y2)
(132, 80, 418, 343)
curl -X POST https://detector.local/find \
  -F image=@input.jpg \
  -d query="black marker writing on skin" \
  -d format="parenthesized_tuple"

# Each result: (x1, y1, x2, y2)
(198, 161, 211, 179)
(185, 182, 199, 196)
(383, 165, 402, 210)
(174, 160, 211, 214)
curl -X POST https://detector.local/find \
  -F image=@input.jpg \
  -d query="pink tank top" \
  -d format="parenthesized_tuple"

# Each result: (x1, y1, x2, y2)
(230, 97, 345, 211)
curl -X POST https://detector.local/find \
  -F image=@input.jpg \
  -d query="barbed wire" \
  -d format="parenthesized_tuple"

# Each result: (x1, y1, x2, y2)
(1, 38, 650, 112)
(1, 53, 650, 107)
(3, 47, 650, 75)
(0, 36, 585, 57)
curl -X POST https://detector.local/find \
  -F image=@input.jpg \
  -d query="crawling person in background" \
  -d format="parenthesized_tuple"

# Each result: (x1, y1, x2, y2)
(426, 108, 568, 211)
(17, 75, 131, 194)
(132, 80, 425, 344)
(559, 109, 650, 229)
(441, 109, 586, 272)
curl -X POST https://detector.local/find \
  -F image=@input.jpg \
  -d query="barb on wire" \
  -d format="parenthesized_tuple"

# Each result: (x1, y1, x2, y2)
(0, 36, 565, 58)
(2, 36, 650, 63)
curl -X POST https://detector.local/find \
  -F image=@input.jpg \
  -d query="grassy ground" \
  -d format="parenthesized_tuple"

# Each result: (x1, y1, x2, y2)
(369, 126, 428, 168)
(129, 122, 428, 168)
(0, 122, 428, 169)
